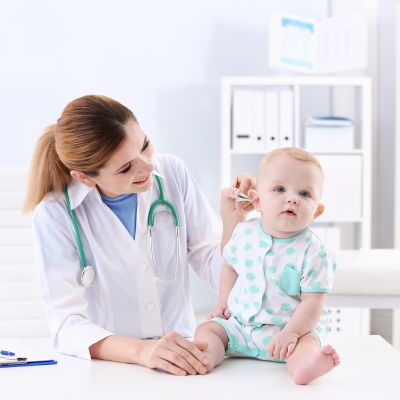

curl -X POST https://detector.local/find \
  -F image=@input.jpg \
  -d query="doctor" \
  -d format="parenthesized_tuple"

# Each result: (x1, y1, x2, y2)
(23, 95, 254, 376)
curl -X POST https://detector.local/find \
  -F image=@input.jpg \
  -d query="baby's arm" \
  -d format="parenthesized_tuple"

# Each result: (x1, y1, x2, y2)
(208, 262, 238, 319)
(268, 292, 326, 360)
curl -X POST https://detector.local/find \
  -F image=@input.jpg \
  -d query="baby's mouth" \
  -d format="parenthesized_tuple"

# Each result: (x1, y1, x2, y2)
(282, 209, 296, 216)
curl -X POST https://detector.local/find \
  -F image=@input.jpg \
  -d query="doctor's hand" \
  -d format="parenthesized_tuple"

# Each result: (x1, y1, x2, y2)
(140, 332, 210, 376)
(220, 172, 256, 251)
(207, 302, 230, 320)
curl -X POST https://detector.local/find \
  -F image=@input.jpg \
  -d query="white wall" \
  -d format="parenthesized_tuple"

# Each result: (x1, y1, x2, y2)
(0, 0, 328, 208)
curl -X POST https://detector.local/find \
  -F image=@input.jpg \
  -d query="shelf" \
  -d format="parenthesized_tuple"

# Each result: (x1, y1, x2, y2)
(230, 149, 365, 156)
(222, 76, 371, 87)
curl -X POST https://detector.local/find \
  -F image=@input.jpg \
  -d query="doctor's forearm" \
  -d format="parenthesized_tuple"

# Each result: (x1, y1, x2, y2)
(89, 335, 147, 364)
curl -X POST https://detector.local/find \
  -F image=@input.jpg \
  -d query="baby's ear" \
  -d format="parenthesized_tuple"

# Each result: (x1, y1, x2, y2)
(248, 189, 261, 211)
(313, 203, 325, 220)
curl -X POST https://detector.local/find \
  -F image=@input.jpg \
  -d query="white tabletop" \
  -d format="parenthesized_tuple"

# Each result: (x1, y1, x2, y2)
(1, 336, 399, 399)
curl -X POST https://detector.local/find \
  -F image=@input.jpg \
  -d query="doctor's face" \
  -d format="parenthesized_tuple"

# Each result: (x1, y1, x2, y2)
(88, 120, 154, 197)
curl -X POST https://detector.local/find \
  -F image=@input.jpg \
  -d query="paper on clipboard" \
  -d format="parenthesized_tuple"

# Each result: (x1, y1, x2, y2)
(0, 339, 57, 368)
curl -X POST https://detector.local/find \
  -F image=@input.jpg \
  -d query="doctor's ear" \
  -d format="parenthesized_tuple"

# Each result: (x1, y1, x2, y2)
(313, 203, 325, 221)
(70, 170, 97, 188)
(248, 189, 261, 211)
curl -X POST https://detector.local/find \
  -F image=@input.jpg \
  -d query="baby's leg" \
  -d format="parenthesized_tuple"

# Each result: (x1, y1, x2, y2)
(194, 321, 229, 372)
(287, 333, 340, 385)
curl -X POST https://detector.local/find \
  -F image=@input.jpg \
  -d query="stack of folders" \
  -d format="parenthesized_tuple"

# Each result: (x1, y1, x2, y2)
(232, 90, 294, 153)
(305, 116, 354, 152)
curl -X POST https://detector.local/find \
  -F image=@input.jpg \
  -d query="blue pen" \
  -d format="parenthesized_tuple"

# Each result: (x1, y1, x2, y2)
(0, 350, 16, 356)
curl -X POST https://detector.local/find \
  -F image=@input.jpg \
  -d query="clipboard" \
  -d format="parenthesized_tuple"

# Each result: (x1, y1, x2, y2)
(0, 339, 57, 368)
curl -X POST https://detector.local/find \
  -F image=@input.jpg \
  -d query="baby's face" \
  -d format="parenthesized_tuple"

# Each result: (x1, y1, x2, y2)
(255, 154, 324, 238)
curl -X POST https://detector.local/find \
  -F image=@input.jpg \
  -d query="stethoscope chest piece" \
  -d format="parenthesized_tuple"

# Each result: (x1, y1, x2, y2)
(81, 266, 96, 287)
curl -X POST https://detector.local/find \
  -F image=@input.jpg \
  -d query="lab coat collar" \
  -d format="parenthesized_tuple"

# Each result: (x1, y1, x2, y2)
(67, 178, 102, 210)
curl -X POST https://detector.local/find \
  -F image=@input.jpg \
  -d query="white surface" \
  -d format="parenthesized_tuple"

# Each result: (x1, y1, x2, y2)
(0, 336, 398, 399)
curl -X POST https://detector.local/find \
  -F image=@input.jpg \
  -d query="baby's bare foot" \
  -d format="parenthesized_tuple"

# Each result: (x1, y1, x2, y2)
(293, 345, 340, 385)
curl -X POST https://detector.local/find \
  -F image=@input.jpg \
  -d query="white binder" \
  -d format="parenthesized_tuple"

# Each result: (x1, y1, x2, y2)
(264, 90, 279, 151)
(232, 90, 253, 152)
(252, 91, 265, 152)
(279, 90, 294, 147)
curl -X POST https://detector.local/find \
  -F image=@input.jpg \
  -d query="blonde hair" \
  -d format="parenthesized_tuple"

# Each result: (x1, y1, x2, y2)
(23, 95, 137, 212)
(259, 147, 323, 176)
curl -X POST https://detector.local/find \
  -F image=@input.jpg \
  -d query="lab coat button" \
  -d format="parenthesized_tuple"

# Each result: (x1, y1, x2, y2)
(139, 263, 147, 271)
(146, 303, 156, 311)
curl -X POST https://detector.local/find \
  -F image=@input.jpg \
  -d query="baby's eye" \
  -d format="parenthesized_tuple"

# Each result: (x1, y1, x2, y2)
(274, 186, 285, 193)
(299, 190, 311, 198)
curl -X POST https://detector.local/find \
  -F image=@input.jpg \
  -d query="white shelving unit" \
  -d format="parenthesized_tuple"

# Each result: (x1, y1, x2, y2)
(221, 75, 372, 250)
(221, 76, 372, 337)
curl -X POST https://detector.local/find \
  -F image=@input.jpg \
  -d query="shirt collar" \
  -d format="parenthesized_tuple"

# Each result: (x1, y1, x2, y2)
(67, 178, 102, 209)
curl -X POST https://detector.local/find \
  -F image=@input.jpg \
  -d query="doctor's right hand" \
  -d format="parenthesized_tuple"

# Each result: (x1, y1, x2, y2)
(140, 332, 210, 376)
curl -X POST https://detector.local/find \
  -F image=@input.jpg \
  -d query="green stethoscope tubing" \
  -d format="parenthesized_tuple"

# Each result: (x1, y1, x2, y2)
(64, 187, 87, 269)
(64, 173, 180, 286)
(147, 175, 179, 227)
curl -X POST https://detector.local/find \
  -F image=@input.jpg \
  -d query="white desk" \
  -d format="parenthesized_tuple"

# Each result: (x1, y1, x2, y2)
(1, 336, 399, 399)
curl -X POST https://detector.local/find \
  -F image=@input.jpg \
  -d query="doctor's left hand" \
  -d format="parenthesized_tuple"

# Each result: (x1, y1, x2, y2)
(140, 332, 209, 376)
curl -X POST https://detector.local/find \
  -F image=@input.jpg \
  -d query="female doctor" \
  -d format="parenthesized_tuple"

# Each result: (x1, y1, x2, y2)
(23, 95, 253, 376)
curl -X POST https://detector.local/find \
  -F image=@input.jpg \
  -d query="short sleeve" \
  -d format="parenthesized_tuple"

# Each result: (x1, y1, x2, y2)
(222, 224, 242, 273)
(300, 240, 336, 293)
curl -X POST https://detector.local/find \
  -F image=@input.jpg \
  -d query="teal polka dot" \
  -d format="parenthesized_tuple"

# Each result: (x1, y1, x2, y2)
(302, 260, 309, 269)
(258, 256, 263, 263)
(272, 316, 283, 324)
(262, 336, 272, 346)
(333, 262, 337, 271)
(281, 303, 292, 312)
(286, 247, 296, 255)
(243, 303, 250, 310)
(254, 302, 260, 309)
(323, 260, 329, 268)
(230, 257, 238, 265)
(244, 243, 252, 251)
(271, 279, 279, 286)
(268, 266, 277, 273)
(305, 236, 312, 243)
(244, 228, 253, 235)
(266, 307, 274, 314)
(308, 269, 317, 277)
(246, 272, 256, 281)
(285, 263, 295, 269)
(245, 259, 254, 267)
(319, 246, 327, 257)
(259, 241, 268, 248)
(249, 286, 260, 294)
(230, 245, 237, 253)
(304, 248, 309, 255)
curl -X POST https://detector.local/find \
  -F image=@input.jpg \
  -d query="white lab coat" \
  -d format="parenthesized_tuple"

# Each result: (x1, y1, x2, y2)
(32, 154, 223, 359)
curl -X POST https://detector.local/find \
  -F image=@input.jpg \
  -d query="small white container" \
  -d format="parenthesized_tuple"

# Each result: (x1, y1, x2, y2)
(305, 125, 354, 152)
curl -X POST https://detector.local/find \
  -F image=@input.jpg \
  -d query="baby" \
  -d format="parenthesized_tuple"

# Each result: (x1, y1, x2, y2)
(195, 147, 340, 384)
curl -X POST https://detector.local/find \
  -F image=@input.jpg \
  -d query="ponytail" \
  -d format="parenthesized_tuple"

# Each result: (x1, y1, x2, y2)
(23, 124, 71, 213)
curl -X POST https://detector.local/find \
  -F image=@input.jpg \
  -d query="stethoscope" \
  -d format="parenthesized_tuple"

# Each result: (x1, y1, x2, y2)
(64, 172, 180, 287)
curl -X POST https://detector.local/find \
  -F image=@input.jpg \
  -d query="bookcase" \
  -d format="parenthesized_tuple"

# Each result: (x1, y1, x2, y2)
(221, 76, 372, 337)
(221, 75, 372, 250)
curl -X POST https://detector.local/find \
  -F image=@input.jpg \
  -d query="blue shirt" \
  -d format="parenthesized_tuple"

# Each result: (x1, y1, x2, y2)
(100, 193, 138, 239)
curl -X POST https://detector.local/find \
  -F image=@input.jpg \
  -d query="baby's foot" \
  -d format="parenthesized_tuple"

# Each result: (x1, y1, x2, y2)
(292, 345, 340, 385)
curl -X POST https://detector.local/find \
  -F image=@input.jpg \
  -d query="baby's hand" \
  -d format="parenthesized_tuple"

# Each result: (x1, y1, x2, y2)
(267, 331, 300, 361)
(207, 303, 231, 320)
